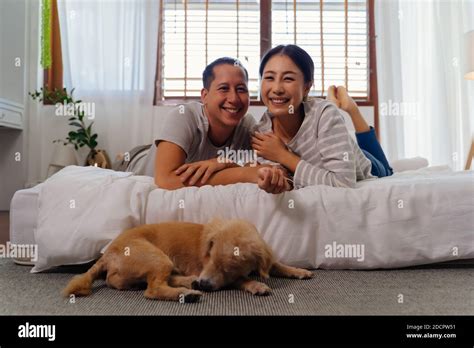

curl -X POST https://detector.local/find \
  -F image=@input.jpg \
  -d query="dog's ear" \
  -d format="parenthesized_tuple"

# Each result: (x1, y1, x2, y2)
(202, 218, 223, 258)
(256, 244, 273, 279)
(201, 231, 215, 259)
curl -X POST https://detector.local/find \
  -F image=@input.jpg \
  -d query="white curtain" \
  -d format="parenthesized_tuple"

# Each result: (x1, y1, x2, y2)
(57, 0, 159, 160)
(376, 0, 474, 170)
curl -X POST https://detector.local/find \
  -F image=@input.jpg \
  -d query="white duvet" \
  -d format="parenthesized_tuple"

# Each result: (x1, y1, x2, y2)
(31, 165, 474, 272)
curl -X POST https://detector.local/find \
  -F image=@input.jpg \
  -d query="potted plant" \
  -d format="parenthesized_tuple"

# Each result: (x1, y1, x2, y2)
(29, 87, 111, 168)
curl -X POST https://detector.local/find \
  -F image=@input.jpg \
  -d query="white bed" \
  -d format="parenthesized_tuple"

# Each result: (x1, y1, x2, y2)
(9, 165, 474, 272)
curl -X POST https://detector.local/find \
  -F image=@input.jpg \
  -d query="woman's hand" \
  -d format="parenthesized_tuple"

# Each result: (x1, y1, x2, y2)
(252, 132, 289, 163)
(257, 166, 292, 194)
(175, 158, 233, 186)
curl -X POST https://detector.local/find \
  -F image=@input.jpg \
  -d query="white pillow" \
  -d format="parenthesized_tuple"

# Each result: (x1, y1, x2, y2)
(32, 166, 156, 273)
(390, 157, 429, 172)
(128, 148, 151, 175)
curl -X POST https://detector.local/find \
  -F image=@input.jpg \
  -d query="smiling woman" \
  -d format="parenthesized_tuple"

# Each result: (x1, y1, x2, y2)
(252, 44, 392, 189)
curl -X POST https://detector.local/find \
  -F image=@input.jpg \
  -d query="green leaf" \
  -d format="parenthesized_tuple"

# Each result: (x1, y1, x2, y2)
(69, 122, 82, 128)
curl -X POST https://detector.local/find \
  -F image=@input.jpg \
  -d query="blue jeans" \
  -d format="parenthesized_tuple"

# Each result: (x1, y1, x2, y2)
(356, 127, 393, 177)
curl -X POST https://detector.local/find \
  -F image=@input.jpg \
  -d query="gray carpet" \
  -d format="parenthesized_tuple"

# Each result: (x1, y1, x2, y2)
(0, 258, 473, 315)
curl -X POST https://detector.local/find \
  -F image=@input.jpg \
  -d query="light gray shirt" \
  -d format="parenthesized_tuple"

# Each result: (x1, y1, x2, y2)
(254, 98, 374, 189)
(143, 102, 256, 177)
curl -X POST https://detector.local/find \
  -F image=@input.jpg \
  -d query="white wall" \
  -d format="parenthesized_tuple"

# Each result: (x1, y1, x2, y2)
(0, 0, 31, 210)
(0, 131, 26, 210)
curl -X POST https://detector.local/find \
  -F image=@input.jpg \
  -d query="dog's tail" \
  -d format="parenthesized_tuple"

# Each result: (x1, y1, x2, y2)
(62, 257, 106, 297)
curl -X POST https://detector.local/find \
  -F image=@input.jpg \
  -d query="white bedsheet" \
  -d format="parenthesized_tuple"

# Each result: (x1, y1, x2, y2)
(29, 165, 474, 272)
(31, 166, 156, 272)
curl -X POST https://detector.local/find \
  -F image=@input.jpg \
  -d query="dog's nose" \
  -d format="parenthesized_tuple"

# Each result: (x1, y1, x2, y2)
(198, 279, 214, 292)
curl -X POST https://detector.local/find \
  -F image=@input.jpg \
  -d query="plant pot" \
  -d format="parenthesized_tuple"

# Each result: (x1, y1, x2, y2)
(51, 143, 78, 167)
(46, 143, 78, 178)
(86, 149, 112, 169)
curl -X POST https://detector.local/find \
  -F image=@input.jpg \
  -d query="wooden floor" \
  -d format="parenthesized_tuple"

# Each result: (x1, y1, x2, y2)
(0, 211, 9, 244)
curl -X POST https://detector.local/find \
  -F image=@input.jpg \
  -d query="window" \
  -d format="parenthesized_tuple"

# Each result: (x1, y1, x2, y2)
(155, 0, 376, 104)
(272, 0, 368, 98)
(159, 0, 261, 98)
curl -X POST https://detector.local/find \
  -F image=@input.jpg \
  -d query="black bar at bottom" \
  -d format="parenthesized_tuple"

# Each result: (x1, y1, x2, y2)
(0, 315, 473, 345)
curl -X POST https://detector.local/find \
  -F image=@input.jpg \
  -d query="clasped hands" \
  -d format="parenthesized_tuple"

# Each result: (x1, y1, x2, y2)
(174, 132, 293, 194)
(252, 132, 293, 194)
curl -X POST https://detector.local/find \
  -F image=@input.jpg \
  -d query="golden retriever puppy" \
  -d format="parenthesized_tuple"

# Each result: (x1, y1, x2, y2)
(63, 219, 313, 302)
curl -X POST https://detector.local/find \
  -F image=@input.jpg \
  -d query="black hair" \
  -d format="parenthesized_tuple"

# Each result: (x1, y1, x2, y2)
(202, 57, 249, 90)
(259, 45, 314, 84)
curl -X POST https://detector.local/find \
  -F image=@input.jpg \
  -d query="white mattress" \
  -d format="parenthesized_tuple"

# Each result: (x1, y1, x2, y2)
(9, 183, 42, 246)
(9, 183, 43, 265)
(9, 165, 474, 271)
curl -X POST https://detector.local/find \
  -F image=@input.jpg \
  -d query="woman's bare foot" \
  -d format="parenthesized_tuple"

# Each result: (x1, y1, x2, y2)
(327, 85, 358, 114)
(336, 86, 359, 114)
(327, 85, 370, 133)
(327, 85, 341, 108)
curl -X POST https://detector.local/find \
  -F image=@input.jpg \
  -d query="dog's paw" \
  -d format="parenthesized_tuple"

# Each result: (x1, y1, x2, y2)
(182, 275, 199, 289)
(246, 282, 271, 296)
(191, 279, 200, 290)
(293, 268, 314, 279)
(182, 289, 203, 303)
